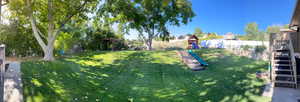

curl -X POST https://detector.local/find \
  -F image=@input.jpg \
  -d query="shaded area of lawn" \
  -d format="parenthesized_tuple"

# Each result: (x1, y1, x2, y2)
(21, 49, 270, 102)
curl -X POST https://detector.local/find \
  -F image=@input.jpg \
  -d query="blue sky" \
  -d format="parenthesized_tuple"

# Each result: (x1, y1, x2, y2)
(125, 0, 297, 39)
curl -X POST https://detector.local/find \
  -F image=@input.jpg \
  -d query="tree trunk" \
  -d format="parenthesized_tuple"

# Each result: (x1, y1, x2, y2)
(27, 0, 56, 61)
(146, 39, 152, 50)
(43, 44, 54, 61)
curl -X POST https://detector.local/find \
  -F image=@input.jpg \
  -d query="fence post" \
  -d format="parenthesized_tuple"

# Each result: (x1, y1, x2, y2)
(0, 44, 5, 102)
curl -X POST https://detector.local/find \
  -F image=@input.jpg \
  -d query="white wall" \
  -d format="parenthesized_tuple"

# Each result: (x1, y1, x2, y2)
(200, 40, 269, 49)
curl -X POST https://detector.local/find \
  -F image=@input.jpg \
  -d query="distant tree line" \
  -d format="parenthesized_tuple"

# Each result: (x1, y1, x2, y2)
(237, 22, 288, 41)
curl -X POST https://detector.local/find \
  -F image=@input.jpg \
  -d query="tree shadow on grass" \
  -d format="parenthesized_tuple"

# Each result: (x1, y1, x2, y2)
(21, 49, 269, 102)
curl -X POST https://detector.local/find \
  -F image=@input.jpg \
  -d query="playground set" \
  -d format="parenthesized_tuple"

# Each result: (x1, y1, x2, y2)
(177, 35, 208, 71)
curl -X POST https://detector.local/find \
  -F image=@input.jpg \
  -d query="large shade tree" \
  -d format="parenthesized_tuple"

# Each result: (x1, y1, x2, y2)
(99, 0, 195, 50)
(8, 0, 97, 61)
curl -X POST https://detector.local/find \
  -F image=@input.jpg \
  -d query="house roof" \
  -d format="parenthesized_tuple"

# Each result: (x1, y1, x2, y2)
(290, 0, 300, 27)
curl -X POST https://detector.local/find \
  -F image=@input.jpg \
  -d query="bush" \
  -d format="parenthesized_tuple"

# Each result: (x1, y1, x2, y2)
(57, 24, 129, 52)
(152, 40, 187, 50)
(241, 45, 253, 51)
(0, 22, 43, 57)
(254, 45, 266, 53)
(126, 40, 145, 50)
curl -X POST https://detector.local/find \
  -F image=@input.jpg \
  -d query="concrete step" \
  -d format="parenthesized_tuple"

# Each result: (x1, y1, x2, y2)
(274, 74, 294, 77)
(273, 49, 290, 52)
(273, 60, 290, 62)
(274, 80, 296, 84)
(274, 64, 291, 67)
(273, 69, 292, 71)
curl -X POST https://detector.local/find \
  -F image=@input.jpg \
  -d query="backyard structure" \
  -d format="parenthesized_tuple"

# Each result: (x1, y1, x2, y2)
(176, 35, 208, 71)
(270, 0, 300, 88)
(187, 35, 199, 49)
(270, 31, 297, 88)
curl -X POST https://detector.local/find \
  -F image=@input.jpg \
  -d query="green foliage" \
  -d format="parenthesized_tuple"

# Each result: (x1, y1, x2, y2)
(240, 45, 253, 51)
(200, 33, 223, 40)
(126, 40, 145, 50)
(244, 22, 260, 40)
(58, 21, 128, 52)
(266, 25, 281, 34)
(8, 0, 99, 60)
(154, 36, 176, 41)
(194, 27, 204, 38)
(84, 28, 127, 51)
(242, 23, 287, 41)
(99, 0, 195, 49)
(254, 45, 267, 53)
(0, 22, 43, 57)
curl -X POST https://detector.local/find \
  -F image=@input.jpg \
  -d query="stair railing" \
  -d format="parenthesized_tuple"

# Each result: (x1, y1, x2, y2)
(287, 33, 298, 88)
(270, 33, 281, 82)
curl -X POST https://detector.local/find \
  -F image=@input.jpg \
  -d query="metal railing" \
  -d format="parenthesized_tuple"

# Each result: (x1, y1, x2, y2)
(287, 34, 298, 88)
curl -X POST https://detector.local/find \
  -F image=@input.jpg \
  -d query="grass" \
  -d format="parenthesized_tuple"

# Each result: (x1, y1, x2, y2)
(21, 49, 270, 102)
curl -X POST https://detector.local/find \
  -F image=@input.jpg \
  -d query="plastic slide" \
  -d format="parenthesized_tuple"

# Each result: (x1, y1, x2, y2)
(188, 50, 208, 66)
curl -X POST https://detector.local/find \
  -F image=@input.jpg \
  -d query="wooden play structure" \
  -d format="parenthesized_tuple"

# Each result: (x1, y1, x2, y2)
(270, 0, 300, 88)
(187, 35, 199, 49)
(176, 35, 208, 71)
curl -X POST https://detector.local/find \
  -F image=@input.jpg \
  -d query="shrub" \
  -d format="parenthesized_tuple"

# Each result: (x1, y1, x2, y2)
(254, 45, 267, 53)
(0, 23, 43, 57)
(152, 40, 187, 50)
(241, 45, 253, 51)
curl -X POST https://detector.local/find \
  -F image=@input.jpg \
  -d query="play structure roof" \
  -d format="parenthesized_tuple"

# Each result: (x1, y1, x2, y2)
(188, 35, 198, 40)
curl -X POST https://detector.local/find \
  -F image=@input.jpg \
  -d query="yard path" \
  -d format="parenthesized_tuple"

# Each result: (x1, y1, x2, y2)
(4, 61, 23, 102)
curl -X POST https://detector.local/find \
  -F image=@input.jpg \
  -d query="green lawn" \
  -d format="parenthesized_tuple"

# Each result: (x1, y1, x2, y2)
(21, 49, 270, 102)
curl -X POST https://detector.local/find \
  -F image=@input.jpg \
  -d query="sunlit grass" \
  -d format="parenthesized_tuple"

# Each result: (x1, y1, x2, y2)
(22, 49, 270, 102)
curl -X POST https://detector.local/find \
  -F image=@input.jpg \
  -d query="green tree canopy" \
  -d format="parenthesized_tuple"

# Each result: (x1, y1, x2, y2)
(266, 25, 281, 34)
(8, 0, 98, 60)
(99, 0, 195, 50)
(245, 22, 259, 40)
(194, 27, 203, 38)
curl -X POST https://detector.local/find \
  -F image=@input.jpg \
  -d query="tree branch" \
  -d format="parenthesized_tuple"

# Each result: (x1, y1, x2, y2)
(52, 0, 88, 38)
(36, 27, 47, 39)
(26, 0, 47, 51)
(58, 1, 88, 29)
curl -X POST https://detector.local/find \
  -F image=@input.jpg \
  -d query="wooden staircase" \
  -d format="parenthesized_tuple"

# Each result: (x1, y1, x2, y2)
(271, 33, 298, 88)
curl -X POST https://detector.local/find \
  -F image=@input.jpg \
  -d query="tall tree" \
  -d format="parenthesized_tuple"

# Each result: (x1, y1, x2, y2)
(100, 0, 195, 50)
(266, 25, 282, 34)
(194, 27, 203, 37)
(9, 0, 97, 61)
(244, 22, 259, 40)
